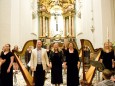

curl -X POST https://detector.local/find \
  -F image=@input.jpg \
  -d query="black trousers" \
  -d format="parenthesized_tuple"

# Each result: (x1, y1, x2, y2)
(34, 64, 45, 86)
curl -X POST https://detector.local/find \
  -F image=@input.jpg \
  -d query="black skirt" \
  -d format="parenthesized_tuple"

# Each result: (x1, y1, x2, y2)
(51, 65, 63, 84)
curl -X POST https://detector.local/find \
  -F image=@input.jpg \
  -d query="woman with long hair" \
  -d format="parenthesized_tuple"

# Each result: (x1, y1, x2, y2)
(0, 44, 14, 86)
(100, 42, 114, 70)
(62, 42, 68, 73)
(49, 43, 64, 86)
(12, 45, 20, 73)
(64, 42, 80, 86)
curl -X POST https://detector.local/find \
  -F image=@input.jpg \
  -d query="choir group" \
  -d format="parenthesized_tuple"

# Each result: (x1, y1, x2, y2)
(0, 40, 115, 86)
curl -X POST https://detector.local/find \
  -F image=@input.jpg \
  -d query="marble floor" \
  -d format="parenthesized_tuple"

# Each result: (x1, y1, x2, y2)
(13, 68, 102, 86)
(13, 59, 102, 86)
(13, 70, 67, 86)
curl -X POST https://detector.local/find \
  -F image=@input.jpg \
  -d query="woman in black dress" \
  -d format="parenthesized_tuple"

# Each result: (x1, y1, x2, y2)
(100, 42, 114, 70)
(65, 42, 80, 86)
(12, 45, 19, 73)
(0, 44, 14, 86)
(62, 42, 68, 57)
(62, 42, 68, 73)
(49, 43, 64, 86)
(0, 46, 5, 86)
(25, 46, 32, 72)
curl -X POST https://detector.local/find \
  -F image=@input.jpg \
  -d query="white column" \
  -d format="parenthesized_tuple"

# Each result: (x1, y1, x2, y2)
(72, 16, 74, 37)
(39, 16, 42, 37)
(69, 16, 71, 36)
(46, 18, 48, 37)
(48, 18, 50, 37)
(63, 17, 66, 37)
(43, 16, 45, 37)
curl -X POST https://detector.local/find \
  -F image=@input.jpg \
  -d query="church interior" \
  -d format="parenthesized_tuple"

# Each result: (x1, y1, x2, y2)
(0, 0, 115, 86)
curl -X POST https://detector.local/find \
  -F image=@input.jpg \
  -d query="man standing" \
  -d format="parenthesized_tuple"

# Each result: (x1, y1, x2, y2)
(30, 40, 50, 86)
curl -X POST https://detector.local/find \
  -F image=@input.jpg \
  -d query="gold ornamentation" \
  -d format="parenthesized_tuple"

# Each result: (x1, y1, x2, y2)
(53, 34, 61, 41)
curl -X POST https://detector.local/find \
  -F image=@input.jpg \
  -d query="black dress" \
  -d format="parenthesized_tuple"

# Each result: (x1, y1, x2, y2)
(25, 50, 31, 65)
(25, 50, 31, 71)
(66, 49, 80, 86)
(47, 49, 51, 59)
(84, 50, 90, 64)
(12, 49, 18, 62)
(62, 48, 68, 62)
(100, 50, 114, 70)
(50, 51, 63, 84)
(0, 52, 13, 86)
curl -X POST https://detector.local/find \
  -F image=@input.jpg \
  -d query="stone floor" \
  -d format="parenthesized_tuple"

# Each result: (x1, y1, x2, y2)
(13, 70, 67, 86)
(13, 71, 26, 86)
(13, 68, 102, 86)
(13, 60, 102, 86)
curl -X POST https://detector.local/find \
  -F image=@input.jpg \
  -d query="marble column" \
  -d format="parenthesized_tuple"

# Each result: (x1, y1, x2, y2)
(39, 16, 42, 37)
(48, 18, 50, 37)
(45, 18, 48, 37)
(63, 17, 66, 37)
(69, 16, 72, 36)
(72, 16, 74, 37)
(65, 18, 69, 35)
(43, 16, 45, 37)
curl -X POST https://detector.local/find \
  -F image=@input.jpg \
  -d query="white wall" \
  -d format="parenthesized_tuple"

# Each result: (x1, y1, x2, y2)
(111, 0, 115, 43)
(0, 0, 34, 50)
(76, 0, 115, 49)
(19, 0, 34, 49)
(0, 0, 115, 50)
(101, 0, 113, 43)
(0, 0, 11, 49)
(76, 0, 103, 49)
(93, 0, 103, 48)
(11, 0, 20, 48)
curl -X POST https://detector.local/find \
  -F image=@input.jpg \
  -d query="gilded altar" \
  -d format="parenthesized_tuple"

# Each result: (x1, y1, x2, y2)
(37, 0, 76, 42)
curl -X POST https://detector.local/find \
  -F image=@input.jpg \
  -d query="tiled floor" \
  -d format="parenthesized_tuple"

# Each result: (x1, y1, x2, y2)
(13, 70, 26, 86)
(13, 70, 67, 86)
(45, 70, 67, 86)
(13, 69, 102, 86)
(13, 62, 102, 86)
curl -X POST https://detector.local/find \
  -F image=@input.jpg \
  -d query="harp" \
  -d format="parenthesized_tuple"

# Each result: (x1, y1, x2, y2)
(16, 40, 37, 56)
(14, 39, 101, 86)
(14, 53, 34, 86)
(14, 40, 37, 86)
(80, 39, 102, 85)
